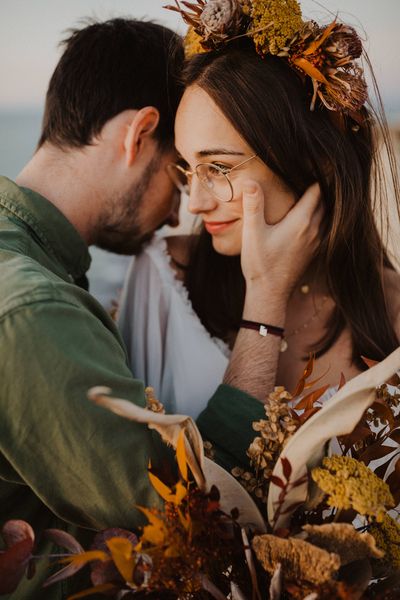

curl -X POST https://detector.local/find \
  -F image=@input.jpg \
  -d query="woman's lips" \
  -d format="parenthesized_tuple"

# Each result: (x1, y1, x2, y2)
(204, 219, 239, 234)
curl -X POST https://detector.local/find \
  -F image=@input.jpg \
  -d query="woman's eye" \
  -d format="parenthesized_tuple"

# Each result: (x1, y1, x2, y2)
(208, 163, 229, 176)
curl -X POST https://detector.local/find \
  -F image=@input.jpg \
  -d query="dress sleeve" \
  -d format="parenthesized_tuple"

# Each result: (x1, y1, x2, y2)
(118, 239, 231, 418)
(117, 249, 171, 401)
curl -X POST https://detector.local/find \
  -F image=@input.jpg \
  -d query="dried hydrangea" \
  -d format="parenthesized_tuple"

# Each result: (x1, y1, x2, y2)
(250, 0, 303, 55)
(369, 514, 400, 572)
(232, 386, 297, 503)
(312, 455, 395, 521)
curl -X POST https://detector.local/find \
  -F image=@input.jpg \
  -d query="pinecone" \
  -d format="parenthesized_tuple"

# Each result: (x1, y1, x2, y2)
(200, 0, 245, 42)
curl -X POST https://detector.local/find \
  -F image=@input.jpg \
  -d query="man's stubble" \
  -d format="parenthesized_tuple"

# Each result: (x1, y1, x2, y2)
(96, 151, 162, 255)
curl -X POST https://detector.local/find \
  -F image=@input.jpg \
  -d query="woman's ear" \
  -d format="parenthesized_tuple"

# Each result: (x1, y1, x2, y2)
(124, 107, 160, 167)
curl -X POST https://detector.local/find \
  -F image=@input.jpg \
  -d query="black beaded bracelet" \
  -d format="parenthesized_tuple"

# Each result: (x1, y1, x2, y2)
(240, 319, 285, 338)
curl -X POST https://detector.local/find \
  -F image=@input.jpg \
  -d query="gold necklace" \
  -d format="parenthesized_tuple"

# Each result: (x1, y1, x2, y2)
(280, 293, 330, 353)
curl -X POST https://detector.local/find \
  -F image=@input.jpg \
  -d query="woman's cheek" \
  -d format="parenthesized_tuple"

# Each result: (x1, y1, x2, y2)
(262, 184, 296, 225)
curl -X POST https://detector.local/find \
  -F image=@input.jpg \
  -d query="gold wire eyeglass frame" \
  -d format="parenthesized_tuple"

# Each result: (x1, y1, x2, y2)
(166, 153, 258, 202)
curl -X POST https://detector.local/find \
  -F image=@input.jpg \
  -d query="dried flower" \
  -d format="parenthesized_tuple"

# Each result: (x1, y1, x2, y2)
(250, 0, 303, 55)
(200, 0, 244, 40)
(312, 456, 395, 520)
(252, 534, 341, 585)
(184, 26, 208, 57)
(145, 387, 165, 413)
(166, 0, 246, 50)
(203, 440, 215, 460)
(303, 523, 384, 565)
(232, 386, 297, 504)
(288, 21, 368, 112)
(369, 514, 400, 572)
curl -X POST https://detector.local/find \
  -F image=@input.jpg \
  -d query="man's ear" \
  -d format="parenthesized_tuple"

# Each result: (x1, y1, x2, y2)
(124, 107, 160, 167)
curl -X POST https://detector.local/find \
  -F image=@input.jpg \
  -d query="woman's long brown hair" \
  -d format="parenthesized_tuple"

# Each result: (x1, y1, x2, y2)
(182, 41, 400, 369)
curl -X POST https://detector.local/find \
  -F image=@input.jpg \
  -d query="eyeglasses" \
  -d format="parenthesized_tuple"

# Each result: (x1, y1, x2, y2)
(166, 154, 258, 202)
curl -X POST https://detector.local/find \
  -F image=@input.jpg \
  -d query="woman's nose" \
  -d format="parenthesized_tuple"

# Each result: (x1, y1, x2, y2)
(187, 179, 219, 214)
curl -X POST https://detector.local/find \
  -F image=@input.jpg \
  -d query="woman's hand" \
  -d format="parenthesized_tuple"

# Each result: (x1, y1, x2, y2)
(240, 180, 323, 302)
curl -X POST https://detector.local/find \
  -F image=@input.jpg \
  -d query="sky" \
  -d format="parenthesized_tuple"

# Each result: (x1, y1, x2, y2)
(0, 0, 399, 117)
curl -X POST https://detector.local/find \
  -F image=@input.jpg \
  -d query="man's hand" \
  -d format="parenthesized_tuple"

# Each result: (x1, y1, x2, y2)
(223, 180, 323, 401)
(240, 180, 322, 300)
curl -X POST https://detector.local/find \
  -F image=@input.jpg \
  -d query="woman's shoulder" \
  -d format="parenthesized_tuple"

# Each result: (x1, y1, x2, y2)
(383, 266, 400, 338)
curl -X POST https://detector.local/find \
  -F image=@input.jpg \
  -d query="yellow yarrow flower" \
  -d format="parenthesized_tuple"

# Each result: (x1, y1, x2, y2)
(311, 456, 395, 521)
(184, 27, 208, 58)
(250, 0, 303, 55)
(370, 514, 400, 571)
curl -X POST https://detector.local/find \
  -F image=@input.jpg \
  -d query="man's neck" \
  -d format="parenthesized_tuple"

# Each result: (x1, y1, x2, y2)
(16, 144, 97, 245)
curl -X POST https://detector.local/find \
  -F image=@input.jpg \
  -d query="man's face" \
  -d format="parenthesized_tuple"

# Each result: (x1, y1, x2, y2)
(96, 146, 180, 255)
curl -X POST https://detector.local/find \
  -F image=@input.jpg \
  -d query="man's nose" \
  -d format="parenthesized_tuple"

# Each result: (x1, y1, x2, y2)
(187, 179, 218, 215)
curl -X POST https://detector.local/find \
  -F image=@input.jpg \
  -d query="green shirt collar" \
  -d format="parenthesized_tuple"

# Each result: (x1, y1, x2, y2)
(0, 176, 91, 280)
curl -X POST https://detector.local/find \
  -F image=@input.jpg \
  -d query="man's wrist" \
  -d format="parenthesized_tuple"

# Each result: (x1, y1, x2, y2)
(243, 282, 288, 324)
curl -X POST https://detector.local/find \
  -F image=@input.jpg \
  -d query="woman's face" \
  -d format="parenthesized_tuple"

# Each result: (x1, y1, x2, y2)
(175, 85, 296, 255)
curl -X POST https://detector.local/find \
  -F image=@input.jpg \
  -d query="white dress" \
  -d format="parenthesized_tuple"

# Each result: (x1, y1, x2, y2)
(117, 235, 230, 418)
(117, 235, 343, 418)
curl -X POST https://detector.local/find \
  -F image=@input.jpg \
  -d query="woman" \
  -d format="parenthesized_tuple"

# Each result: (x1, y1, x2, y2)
(118, 0, 400, 417)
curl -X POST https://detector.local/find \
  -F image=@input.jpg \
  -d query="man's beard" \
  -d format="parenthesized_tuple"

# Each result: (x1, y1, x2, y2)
(95, 152, 162, 255)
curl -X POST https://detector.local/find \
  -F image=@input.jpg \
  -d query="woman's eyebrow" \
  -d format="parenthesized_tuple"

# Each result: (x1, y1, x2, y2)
(197, 149, 245, 157)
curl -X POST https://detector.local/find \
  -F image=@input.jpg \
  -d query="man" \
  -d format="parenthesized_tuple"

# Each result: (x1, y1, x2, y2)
(0, 17, 321, 599)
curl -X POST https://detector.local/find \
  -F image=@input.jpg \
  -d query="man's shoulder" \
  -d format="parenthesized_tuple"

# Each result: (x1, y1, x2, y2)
(0, 252, 73, 322)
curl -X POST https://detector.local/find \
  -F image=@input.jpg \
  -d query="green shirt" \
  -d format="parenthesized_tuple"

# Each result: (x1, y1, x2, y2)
(0, 176, 264, 599)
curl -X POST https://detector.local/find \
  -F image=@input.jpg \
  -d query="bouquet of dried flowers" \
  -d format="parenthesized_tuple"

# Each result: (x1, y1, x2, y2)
(1, 350, 400, 599)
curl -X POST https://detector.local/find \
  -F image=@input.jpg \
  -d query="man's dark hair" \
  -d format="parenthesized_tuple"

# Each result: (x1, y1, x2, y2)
(38, 18, 184, 150)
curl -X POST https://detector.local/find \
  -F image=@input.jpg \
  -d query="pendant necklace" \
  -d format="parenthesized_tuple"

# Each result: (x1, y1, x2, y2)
(280, 285, 330, 353)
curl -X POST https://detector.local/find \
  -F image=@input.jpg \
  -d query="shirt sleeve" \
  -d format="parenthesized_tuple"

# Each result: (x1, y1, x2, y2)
(0, 298, 171, 531)
(196, 384, 266, 472)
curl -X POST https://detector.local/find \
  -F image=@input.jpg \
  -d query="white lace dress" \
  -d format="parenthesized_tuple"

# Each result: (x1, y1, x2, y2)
(117, 235, 230, 418)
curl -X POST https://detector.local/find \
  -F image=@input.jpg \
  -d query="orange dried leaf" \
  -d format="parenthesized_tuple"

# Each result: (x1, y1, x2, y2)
(292, 58, 328, 84)
(359, 442, 398, 466)
(294, 385, 331, 411)
(361, 356, 379, 369)
(176, 430, 188, 482)
(137, 507, 167, 546)
(298, 406, 321, 424)
(173, 481, 187, 506)
(303, 20, 337, 55)
(148, 471, 174, 503)
(106, 537, 135, 583)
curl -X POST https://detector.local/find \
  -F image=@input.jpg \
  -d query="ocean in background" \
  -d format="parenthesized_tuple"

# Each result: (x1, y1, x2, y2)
(1, 108, 400, 181)
(0, 110, 43, 180)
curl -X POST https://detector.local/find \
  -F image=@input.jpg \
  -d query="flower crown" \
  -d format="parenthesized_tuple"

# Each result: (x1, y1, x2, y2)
(165, 0, 368, 117)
